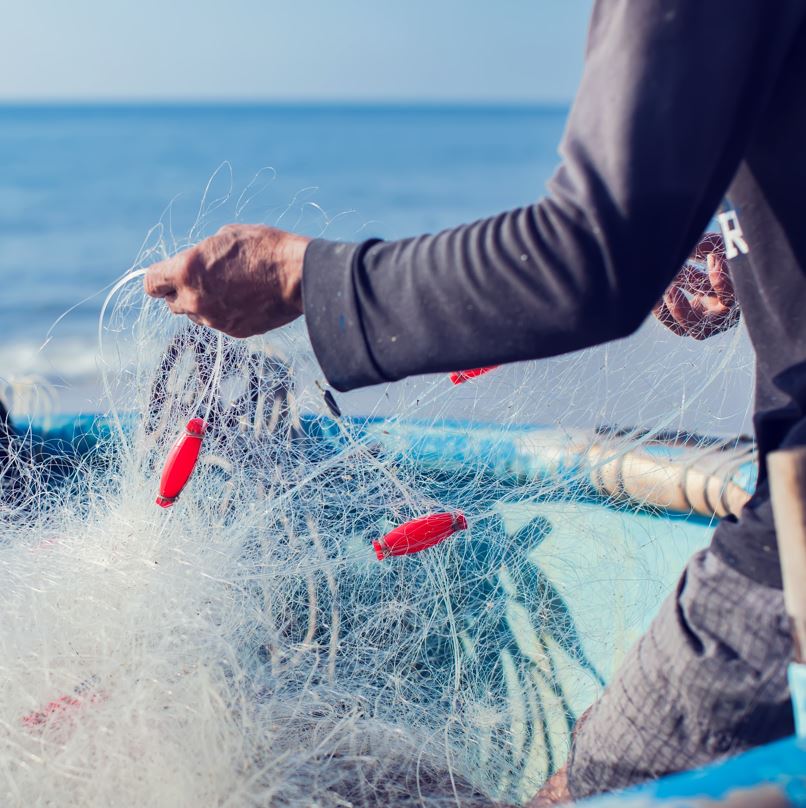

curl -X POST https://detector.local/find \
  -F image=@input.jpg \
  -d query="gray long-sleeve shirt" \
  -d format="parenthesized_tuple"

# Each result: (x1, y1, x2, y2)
(302, 0, 806, 588)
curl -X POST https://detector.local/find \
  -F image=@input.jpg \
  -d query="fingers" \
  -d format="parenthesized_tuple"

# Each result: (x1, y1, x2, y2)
(185, 313, 215, 328)
(707, 252, 736, 307)
(653, 298, 689, 337)
(655, 232, 740, 340)
(659, 287, 716, 339)
(691, 231, 725, 262)
(165, 296, 189, 316)
(674, 254, 731, 299)
(673, 263, 712, 295)
(685, 295, 728, 339)
(664, 285, 702, 335)
(144, 250, 204, 323)
(656, 285, 739, 339)
(164, 288, 207, 320)
(143, 252, 189, 300)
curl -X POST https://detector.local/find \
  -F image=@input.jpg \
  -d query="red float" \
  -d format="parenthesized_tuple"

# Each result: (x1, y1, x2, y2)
(21, 678, 102, 729)
(373, 511, 468, 560)
(449, 366, 499, 385)
(156, 418, 207, 508)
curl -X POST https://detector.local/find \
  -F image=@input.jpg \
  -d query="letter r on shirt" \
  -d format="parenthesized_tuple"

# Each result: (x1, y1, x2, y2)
(717, 210, 750, 260)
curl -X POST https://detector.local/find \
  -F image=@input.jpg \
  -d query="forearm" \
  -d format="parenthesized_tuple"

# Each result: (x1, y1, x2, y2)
(302, 199, 651, 391)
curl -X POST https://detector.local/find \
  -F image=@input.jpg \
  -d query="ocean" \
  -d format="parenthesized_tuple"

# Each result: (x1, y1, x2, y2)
(0, 103, 753, 432)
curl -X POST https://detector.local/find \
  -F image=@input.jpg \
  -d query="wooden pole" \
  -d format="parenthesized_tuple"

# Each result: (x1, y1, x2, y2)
(767, 447, 806, 738)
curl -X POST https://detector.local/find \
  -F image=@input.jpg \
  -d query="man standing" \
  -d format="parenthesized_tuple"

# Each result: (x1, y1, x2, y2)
(145, 1, 805, 800)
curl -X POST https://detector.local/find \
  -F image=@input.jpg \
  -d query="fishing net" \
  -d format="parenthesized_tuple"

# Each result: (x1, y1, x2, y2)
(0, 169, 756, 806)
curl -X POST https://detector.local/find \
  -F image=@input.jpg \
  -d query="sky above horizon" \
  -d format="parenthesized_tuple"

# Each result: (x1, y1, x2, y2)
(1, 1, 592, 103)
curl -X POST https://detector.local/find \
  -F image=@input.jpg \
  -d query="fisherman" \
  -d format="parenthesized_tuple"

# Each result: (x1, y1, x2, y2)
(144, 1, 804, 802)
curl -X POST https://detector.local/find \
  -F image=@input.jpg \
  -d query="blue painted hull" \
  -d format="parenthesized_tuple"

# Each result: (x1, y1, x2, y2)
(12, 413, 801, 805)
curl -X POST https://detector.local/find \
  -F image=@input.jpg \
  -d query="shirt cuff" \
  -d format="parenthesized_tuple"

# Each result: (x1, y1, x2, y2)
(301, 238, 386, 392)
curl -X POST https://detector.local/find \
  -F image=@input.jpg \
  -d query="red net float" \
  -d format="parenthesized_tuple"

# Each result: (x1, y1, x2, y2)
(21, 694, 82, 728)
(373, 512, 468, 560)
(156, 418, 207, 508)
(449, 366, 499, 385)
(21, 678, 101, 729)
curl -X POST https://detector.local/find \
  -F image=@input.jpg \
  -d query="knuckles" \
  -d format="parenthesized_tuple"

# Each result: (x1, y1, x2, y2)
(177, 248, 201, 284)
(153, 223, 289, 339)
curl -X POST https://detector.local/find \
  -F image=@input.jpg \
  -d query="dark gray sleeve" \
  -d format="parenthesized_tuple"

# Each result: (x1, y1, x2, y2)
(302, 0, 803, 392)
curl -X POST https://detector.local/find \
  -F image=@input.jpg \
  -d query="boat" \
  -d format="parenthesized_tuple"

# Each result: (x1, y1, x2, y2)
(4, 410, 804, 805)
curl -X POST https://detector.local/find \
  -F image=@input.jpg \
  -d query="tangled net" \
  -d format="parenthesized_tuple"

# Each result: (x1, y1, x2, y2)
(0, 170, 756, 806)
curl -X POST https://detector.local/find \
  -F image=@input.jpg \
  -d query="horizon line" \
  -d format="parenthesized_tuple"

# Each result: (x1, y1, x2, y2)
(0, 97, 571, 110)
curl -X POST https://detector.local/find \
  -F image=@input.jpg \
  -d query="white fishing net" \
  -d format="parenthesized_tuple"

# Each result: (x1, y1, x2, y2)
(0, 169, 756, 806)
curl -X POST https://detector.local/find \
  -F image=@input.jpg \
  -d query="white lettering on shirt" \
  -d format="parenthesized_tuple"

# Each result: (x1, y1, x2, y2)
(717, 210, 750, 259)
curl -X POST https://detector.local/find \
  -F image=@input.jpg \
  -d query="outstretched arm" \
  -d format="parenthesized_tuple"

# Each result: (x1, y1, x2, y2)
(145, 1, 802, 391)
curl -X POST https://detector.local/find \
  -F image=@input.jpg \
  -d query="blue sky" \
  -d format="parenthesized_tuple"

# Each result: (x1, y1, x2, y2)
(0, 1, 592, 103)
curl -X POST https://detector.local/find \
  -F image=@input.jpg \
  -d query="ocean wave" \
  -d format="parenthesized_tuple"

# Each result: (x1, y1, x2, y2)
(0, 337, 101, 384)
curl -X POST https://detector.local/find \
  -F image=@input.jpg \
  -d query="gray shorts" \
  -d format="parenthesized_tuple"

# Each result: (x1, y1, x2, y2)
(566, 548, 794, 800)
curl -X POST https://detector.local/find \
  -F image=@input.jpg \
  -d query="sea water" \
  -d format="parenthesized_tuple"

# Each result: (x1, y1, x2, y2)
(0, 103, 753, 433)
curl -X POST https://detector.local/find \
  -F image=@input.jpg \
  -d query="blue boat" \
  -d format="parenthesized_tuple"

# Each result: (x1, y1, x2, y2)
(6, 411, 805, 805)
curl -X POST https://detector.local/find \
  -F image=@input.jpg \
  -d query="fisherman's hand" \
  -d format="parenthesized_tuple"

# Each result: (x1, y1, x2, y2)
(143, 224, 310, 338)
(653, 233, 740, 340)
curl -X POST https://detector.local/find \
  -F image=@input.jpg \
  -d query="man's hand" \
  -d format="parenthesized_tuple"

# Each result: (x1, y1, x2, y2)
(653, 233, 740, 340)
(143, 224, 310, 338)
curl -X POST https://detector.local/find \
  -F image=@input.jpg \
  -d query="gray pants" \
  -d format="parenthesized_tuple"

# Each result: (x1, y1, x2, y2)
(566, 549, 794, 800)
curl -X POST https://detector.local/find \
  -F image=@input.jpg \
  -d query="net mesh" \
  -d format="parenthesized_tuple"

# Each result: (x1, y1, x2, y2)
(0, 170, 756, 806)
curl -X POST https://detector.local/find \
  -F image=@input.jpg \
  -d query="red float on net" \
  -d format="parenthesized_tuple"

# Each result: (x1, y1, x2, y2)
(156, 418, 207, 508)
(449, 366, 499, 385)
(21, 678, 102, 730)
(373, 512, 468, 560)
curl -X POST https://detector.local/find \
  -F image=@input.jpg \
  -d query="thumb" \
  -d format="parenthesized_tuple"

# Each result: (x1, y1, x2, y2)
(707, 253, 735, 306)
(144, 254, 185, 299)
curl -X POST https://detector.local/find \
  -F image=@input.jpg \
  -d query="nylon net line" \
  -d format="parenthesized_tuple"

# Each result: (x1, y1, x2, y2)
(0, 168, 755, 806)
